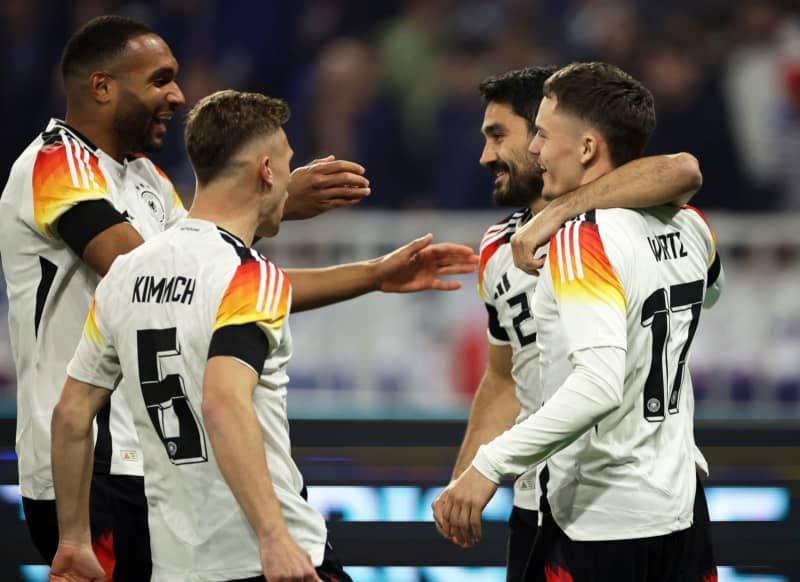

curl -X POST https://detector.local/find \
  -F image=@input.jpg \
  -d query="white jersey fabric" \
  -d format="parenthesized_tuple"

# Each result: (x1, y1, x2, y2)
(67, 219, 327, 581)
(0, 119, 186, 499)
(478, 209, 544, 510)
(473, 205, 722, 541)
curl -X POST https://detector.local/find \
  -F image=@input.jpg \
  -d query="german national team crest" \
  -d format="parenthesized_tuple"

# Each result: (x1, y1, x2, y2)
(136, 183, 166, 224)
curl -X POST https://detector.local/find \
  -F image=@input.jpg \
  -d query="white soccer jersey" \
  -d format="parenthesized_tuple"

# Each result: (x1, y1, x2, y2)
(0, 119, 186, 499)
(478, 209, 543, 510)
(67, 219, 327, 581)
(473, 205, 721, 541)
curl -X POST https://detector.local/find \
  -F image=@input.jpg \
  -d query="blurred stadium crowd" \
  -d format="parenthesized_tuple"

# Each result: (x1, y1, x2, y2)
(2, 0, 800, 210)
(1, 0, 800, 417)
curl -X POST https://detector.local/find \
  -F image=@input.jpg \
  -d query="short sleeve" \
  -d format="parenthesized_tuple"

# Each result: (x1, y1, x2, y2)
(683, 204, 718, 267)
(31, 138, 110, 238)
(682, 205, 724, 304)
(479, 228, 511, 345)
(485, 303, 510, 344)
(547, 220, 627, 353)
(213, 257, 292, 352)
(66, 294, 121, 390)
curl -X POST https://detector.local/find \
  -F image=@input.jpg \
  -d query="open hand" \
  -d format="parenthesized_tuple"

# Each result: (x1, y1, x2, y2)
(375, 234, 479, 293)
(283, 155, 371, 220)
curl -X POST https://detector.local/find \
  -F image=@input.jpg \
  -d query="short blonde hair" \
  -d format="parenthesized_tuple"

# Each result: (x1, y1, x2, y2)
(185, 90, 290, 185)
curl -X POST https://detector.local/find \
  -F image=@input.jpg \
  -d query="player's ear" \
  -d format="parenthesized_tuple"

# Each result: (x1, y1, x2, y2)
(88, 71, 114, 105)
(580, 131, 600, 166)
(258, 155, 274, 189)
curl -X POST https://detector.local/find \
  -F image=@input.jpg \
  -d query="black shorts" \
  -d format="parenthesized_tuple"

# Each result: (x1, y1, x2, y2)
(228, 538, 352, 582)
(525, 477, 717, 582)
(507, 506, 539, 582)
(23, 473, 151, 581)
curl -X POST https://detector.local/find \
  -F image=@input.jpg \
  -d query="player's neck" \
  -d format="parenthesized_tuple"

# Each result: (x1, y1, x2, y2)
(579, 157, 615, 188)
(64, 111, 128, 164)
(529, 195, 548, 215)
(187, 186, 259, 247)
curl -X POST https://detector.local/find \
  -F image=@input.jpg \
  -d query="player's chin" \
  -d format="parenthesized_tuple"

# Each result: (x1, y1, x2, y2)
(142, 138, 164, 154)
(491, 186, 513, 206)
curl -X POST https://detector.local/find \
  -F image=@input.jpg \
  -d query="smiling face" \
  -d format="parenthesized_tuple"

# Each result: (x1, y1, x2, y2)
(479, 101, 543, 208)
(528, 95, 590, 200)
(110, 33, 185, 154)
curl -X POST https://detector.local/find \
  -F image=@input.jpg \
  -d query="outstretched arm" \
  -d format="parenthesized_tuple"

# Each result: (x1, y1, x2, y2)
(282, 155, 371, 220)
(285, 234, 479, 312)
(512, 153, 702, 273)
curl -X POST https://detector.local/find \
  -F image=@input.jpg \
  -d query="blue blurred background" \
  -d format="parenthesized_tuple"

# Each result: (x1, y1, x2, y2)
(1, 0, 799, 580)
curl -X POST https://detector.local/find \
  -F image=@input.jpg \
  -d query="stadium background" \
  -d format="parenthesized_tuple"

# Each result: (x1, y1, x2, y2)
(0, 0, 798, 580)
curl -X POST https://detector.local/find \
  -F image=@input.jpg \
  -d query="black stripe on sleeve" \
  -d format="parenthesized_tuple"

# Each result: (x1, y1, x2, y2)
(208, 323, 270, 373)
(486, 304, 510, 342)
(707, 253, 721, 288)
(56, 199, 128, 258)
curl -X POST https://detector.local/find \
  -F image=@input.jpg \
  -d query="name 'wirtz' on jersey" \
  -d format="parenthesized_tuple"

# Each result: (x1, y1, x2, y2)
(648, 231, 688, 263)
(132, 275, 196, 304)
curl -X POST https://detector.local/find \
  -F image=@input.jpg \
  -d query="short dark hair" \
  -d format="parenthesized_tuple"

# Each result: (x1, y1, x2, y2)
(543, 62, 656, 166)
(185, 90, 291, 186)
(478, 66, 559, 129)
(61, 15, 154, 81)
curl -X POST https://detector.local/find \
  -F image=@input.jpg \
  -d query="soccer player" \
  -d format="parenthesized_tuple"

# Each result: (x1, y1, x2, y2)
(0, 14, 462, 579)
(435, 62, 721, 582)
(441, 66, 704, 581)
(49, 90, 350, 581)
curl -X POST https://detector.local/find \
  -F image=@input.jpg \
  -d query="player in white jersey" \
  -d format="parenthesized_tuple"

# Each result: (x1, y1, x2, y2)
(440, 67, 705, 581)
(48, 90, 329, 582)
(435, 63, 721, 581)
(49, 90, 478, 582)
(0, 16, 187, 578)
(0, 15, 409, 579)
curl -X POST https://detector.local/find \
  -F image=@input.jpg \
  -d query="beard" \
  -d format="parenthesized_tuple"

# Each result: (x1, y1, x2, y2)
(489, 160, 543, 208)
(113, 89, 162, 154)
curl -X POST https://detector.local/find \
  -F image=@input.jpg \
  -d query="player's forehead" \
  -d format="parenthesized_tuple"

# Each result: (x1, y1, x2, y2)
(534, 95, 558, 128)
(481, 101, 529, 136)
(116, 33, 179, 77)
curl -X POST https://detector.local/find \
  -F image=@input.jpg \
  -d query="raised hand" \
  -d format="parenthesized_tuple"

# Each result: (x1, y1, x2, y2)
(283, 155, 371, 220)
(375, 234, 479, 293)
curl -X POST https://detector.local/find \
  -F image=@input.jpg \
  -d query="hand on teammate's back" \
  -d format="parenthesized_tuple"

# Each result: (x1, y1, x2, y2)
(282, 155, 371, 220)
(374, 234, 480, 292)
(259, 530, 323, 582)
(49, 542, 106, 582)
